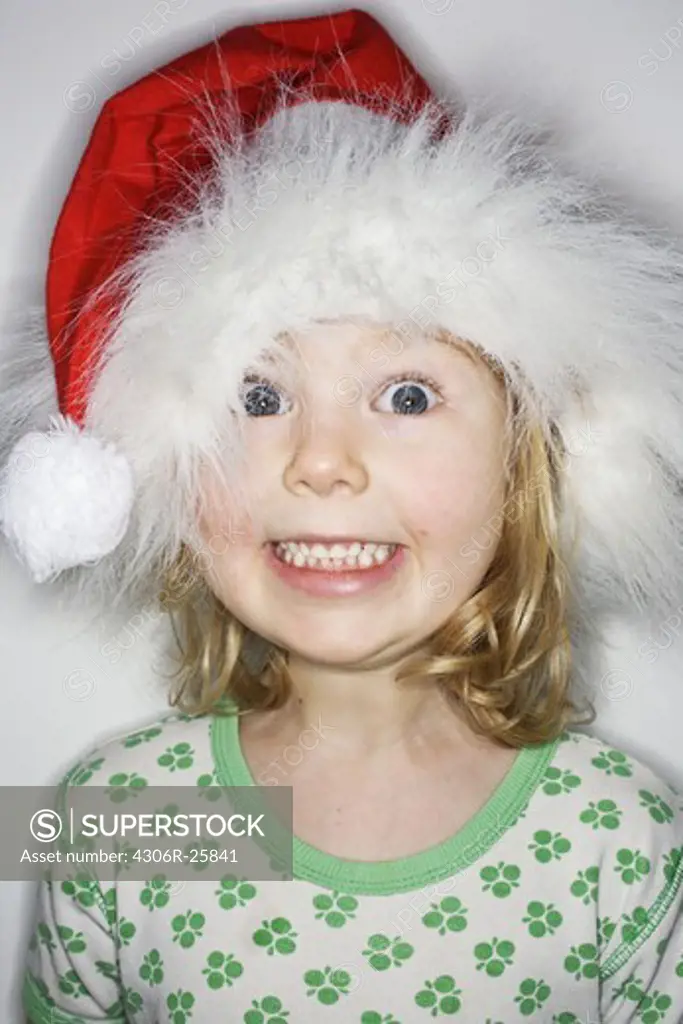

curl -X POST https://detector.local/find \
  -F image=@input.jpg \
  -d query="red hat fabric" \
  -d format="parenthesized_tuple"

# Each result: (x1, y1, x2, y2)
(48, 9, 437, 426)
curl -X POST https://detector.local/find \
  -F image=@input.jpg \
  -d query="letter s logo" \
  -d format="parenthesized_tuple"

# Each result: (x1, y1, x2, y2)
(30, 809, 63, 843)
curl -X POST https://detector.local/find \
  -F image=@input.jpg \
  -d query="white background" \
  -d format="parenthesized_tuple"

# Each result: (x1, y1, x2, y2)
(2, 0, 683, 1019)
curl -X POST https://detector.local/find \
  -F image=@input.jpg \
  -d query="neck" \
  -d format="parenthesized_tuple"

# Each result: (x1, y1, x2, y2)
(272, 652, 483, 758)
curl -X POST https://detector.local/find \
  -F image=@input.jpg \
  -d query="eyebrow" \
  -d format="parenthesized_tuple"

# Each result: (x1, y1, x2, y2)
(276, 324, 495, 379)
(432, 329, 477, 359)
(381, 325, 481, 365)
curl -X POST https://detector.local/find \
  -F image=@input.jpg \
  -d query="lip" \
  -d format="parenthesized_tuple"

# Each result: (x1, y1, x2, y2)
(264, 540, 406, 597)
(268, 535, 395, 545)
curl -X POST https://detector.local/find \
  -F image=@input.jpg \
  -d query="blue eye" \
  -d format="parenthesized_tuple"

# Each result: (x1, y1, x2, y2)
(374, 375, 442, 415)
(241, 378, 292, 417)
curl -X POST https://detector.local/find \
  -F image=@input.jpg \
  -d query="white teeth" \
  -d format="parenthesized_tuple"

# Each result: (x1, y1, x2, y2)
(273, 540, 397, 570)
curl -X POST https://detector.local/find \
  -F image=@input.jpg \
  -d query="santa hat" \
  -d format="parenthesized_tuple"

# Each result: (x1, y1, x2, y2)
(1, 7, 683, 630)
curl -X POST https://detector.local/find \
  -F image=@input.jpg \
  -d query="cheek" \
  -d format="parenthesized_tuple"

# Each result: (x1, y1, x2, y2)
(192, 526, 258, 622)
(399, 440, 505, 545)
(195, 463, 261, 550)
(195, 426, 281, 543)
(196, 506, 258, 555)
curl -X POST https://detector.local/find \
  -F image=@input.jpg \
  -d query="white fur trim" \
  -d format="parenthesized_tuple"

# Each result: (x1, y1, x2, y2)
(2, 93, 683, 629)
(0, 413, 134, 583)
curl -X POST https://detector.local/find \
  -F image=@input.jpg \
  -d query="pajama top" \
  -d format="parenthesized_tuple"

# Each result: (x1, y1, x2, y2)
(23, 704, 683, 1023)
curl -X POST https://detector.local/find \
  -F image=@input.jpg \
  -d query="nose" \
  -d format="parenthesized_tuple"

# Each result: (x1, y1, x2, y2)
(283, 413, 369, 497)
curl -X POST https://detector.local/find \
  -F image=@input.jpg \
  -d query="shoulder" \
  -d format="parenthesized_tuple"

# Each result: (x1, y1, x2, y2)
(60, 710, 219, 789)
(550, 737, 683, 1001)
(552, 728, 683, 822)
(549, 728, 683, 892)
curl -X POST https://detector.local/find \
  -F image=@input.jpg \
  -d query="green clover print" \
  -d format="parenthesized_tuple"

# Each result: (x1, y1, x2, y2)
(621, 906, 650, 943)
(528, 830, 571, 863)
(480, 861, 521, 897)
(564, 943, 599, 980)
(361, 1013, 403, 1023)
(570, 865, 599, 904)
(591, 749, 633, 777)
(69, 757, 105, 785)
(202, 950, 244, 989)
(614, 848, 651, 885)
(304, 966, 352, 1004)
(422, 896, 468, 935)
(474, 938, 515, 976)
(541, 767, 581, 796)
(313, 890, 359, 927)
(140, 876, 172, 911)
(638, 789, 674, 824)
(414, 975, 463, 1016)
(171, 910, 206, 948)
(167, 989, 195, 1023)
(522, 901, 563, 938)
(122, 726, 163, 748)
(56, 925, 87, 954)
(363, 933, 414, 970)
(106, 771, 148, 802)
(244, 995, 291, 1022)
(253, 918, 298, 955)
(579, 799, 622, 830)
(513, 978, 551, 1015)
(216, 874, 258, 910)
(139, 948, 164, 986)
(157, 742, 195, 771)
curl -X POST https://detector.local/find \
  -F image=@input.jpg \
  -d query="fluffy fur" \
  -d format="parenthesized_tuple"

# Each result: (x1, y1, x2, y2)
(0, 412, 133, 581)
(2, 86, 683, 653)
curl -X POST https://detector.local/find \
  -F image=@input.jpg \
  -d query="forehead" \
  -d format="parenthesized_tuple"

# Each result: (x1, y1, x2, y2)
(276, 320, 480, 363)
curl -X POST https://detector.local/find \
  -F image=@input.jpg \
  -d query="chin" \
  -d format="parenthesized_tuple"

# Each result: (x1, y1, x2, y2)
(271, 628, 394, 668)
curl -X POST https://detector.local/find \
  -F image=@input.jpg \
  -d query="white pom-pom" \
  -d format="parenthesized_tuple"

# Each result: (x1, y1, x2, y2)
(0, 413, 134, 583)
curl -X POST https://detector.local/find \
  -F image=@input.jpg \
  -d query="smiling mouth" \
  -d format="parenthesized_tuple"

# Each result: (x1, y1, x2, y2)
(269, 539, 399, 570)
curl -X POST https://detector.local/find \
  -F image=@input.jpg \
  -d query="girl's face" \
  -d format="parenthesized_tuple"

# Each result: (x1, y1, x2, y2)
(195, 322, 508, 667)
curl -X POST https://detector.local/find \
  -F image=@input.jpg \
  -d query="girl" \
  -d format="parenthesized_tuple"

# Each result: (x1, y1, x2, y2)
(3, 8, 683, 1023)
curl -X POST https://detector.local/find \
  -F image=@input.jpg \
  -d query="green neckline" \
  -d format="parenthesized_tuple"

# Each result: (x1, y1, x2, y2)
(210, 704, 561, 896)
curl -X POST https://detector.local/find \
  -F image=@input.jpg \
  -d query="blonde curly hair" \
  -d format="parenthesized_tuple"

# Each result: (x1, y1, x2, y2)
(158, 334, 595, 748)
